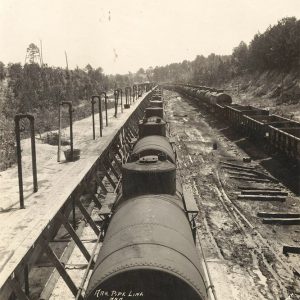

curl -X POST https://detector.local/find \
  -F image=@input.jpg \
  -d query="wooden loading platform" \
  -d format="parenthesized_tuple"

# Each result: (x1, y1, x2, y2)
(0, 89, 154, 299)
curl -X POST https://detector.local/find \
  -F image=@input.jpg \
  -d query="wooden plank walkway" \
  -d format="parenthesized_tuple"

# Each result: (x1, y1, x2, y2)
(0, 92, 150, 291)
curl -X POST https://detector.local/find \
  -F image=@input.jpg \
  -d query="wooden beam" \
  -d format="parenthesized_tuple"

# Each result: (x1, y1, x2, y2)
(57, 212, 93, 264)
(39, 237, 80, 298)
(76, 200, 100, 236)
(8, 278, 30, 300)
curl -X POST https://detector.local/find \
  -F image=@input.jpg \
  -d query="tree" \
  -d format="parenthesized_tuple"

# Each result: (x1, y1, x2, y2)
(0, 62, 5, 80)
(25, 43, 41, 64)
(232, 41, 249, 74)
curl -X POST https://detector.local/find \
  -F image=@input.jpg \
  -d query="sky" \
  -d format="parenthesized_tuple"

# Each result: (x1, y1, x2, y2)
(1, 0, 300, 74)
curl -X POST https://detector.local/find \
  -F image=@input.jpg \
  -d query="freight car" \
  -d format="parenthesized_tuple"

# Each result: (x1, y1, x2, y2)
(145, 106, 164, 118)
(165, 84, 300, 162)
(84, 87, 208, 300)
(138, 116, 167, 138)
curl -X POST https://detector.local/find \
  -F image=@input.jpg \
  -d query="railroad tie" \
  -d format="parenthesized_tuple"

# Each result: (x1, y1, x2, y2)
(230, 176, 270, 183)
(283, 246, 300, 255)
(238, 186, 282, 191)
(257, 212, 300, 218)
(257, 211, 300, 225)
(262, 218, 300, 225)
(241, 190, 288, 196)
(237, 194, 286, 202)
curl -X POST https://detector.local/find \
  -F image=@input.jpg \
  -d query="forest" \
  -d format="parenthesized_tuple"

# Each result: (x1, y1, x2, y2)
(150, 17, 300, 84)
(0, 17, 299, 170)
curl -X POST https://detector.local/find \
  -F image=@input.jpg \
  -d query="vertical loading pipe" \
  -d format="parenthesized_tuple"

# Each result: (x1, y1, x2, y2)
(91, 96, 96, 140)
(14, 114, 38, 209)
(125, 88, 128, 105)
(114, 89, 119, 117)
(91, 95, 103, 137)
(129, 86, 132, 103)
(58, 105, 61, 161)
(58, 101, 74, 161)
(118, 88, 123, 113)
(100, 92, 108, 126)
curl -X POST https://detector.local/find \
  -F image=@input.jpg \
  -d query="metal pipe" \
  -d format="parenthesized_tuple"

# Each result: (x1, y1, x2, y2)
(29, 115, 38, 192)
(132, 86, 135, 102)
(61, 101, 74, 161)
(114, 89, 119, 118)
(69, 104, 73, 161)
(101, 92, 108, 126)
(133, 85, 137, 101)
(58, 106, 62, 162)
(15, 115, 24, 209)
(98, 96, 103, 136)
(14, 114, 38, 209)
(125, 88, 128, 105)
(92, 95, 103, 137)
(91, 97, 96, 140)
(129, 86, 132, 103)
(118, 89, 123, 113)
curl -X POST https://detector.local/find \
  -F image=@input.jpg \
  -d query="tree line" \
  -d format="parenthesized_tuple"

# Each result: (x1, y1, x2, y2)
(150, 17, 300, 85)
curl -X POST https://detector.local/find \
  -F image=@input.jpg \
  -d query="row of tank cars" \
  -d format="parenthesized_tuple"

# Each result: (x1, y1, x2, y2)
(165, 84, 300, 162)
(85, 87, 208, 300)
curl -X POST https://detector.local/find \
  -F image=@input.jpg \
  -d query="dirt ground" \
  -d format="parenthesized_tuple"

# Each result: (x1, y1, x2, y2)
(164, 89, 300, 300)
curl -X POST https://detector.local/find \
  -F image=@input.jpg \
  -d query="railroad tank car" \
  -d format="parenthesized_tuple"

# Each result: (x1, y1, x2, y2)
(122, 155, 176, 199)
(151, 94, 162, 100)
(168, 84, 232, 107)
(130, 135, 175, 163)
(149, 100, 163, 107)
(145, 107, 164, 118)
(210, 92, 232, 106)
(84, 194, 207, 300)
(138, 116, 166, 138)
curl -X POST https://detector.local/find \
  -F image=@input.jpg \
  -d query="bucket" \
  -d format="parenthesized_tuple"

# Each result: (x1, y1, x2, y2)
(64, 149, 81, 161)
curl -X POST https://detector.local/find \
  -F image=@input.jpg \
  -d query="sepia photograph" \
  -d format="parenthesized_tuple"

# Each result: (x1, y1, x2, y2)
(0, 0, 300, 299)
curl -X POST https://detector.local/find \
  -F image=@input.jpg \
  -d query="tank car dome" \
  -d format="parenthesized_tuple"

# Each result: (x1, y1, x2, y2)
(132, 135, 175, 163)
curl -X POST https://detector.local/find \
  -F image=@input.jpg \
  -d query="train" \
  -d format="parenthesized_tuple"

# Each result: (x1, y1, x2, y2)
(84, 87, 208, 300)
(165, 83, 300, 162)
